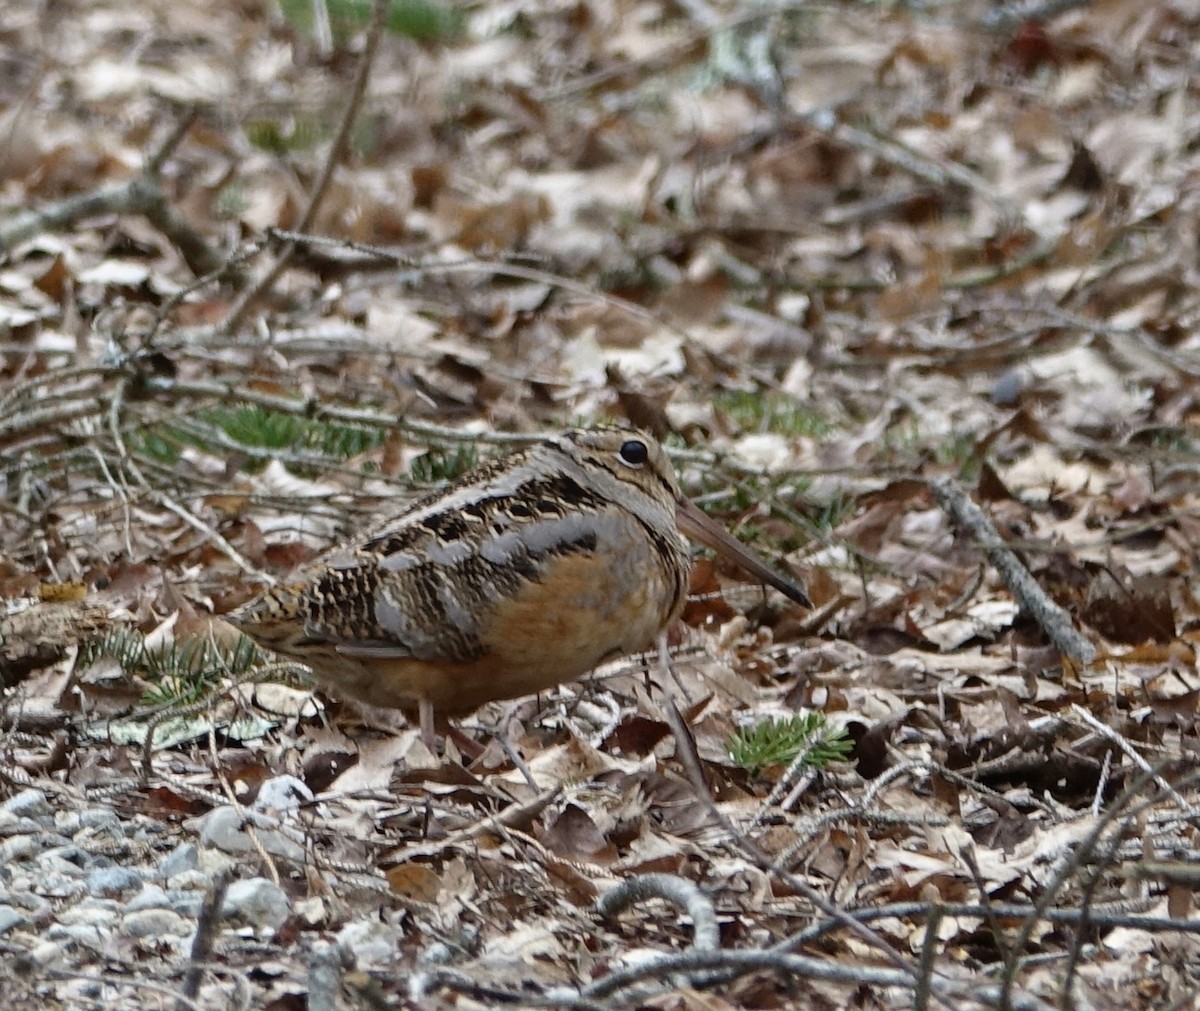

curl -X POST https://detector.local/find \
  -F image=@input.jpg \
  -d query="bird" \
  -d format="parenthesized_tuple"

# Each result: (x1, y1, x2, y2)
(226, 425, 810, 750)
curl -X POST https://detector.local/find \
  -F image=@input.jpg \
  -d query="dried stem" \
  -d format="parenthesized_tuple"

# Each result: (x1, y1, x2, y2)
(929, 475, 1096, 664)
(221, 0, 388, 332)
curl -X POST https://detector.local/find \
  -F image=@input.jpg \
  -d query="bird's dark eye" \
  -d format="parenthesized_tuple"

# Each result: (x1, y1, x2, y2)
(618, 439, 649, 466)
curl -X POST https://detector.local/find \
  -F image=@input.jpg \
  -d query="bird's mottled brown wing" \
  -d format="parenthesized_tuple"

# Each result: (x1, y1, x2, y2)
(269, 455, 678, 664)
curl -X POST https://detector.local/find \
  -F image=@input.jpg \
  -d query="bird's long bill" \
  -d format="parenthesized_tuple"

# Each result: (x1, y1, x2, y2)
(675, 497, 811, 608)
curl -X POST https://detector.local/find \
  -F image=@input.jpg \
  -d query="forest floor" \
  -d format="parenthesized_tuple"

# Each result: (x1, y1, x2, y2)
(1, 0, 1200, 1007)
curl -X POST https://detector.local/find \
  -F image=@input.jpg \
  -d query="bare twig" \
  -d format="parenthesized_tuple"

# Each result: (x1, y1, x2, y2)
(178, 868, 232, 1008)
(221, 0, 388, 332)
(0, 111, 226, 277)
(596, 873, 719, 952)
(382, 786, 564, 867)
(580, 947, 1055, 1009)
(913, 901, 944, 1011)
(790, 899, 1192, 946)
(263, 227, 694, 343)
(998, 763, 1193, 1007)
(929, 475, 1096, 665)
(1070, 704, 1199, 819)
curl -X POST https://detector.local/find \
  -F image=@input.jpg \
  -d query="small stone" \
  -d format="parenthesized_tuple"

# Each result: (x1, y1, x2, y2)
(990, 369, 1025, 406)
(120, 908, 192, 939)
(124, 883, 170, 912)
(1, 789, 51, 820)
(0, 837, 37, 863)
(86, 867, 144, 898)
(168, 892, 204, 918)
(157, 842, 199, 880)
(79, 808, 125, 834)
(29, 939, 64, 965)
(253, 775, 313, 812)
(54, 812, 81, 835)
(222, 877, 290, 932)
(37, 853, 88, 879)
(41, 844, 91, 869)
(46, 923, 107, 952)
(295, 896, 328, 926)
(0, 906, 26, 934)
(169, 869, 218, 892)
(197, 807, 305, 861)
(30, 873, 84, 903)
(337, 920, 402, 968)
(58, 978, 102, 1001)
(7, 889, 49, 913)
(56, 900, 119, 937)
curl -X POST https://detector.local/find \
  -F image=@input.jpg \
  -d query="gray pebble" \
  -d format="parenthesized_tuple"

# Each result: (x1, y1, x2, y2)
(123, 885, 204, 918)
(7, 889, 50, 913)
(337, 920, 403, 968)
(38, 849, 90, 877)
(253, 775, 313, 812)
(1, 789, 52, 820)
(0, 906, 26, 934)
(46, 923, 108, 952)
(222, 877, 290, 932)
(58, 978, 102, 1001)
(990, 369, 1025, 406)
(26, 873, 84, 902)
(29, 939, 65, 965)
(57, 899, 119, 927)
(157, 842, 199, 880)
(53, 812, 81, 835)
(36, 859, 86, 882)
(197, 806, 306, 861)
(42, 844, 91, 867)
(124, 883, 170, 912)
(0, 837, 37, 863)
(80, 808, 125, 834)
(169, 869, 218, 891)
(86, 867, 144, 898)
(120, 908, 192, 939)
(168, 892, 204, 918)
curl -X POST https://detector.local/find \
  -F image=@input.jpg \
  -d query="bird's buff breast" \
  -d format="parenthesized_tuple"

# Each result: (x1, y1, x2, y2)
(309, 544, 683, 717)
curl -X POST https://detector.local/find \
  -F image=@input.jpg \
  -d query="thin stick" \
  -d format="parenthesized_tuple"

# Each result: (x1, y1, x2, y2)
(597, 873, 719, 952)
(178, 868, 232, 1008)
(221, 0, 388, 332)
(929, 475, 1096, 664)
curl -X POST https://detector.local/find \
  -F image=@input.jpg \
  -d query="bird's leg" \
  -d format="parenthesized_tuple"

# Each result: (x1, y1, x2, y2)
(419, 698, 438, 752)
(416, 700, 484, 761)
(656, 631, 692, 703)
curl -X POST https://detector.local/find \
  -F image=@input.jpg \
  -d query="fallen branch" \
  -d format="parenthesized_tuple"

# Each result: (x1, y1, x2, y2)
(178, 868, 231, 1009)
(221, 0, 388, 332)
(596, 873, 719, 952)
(929, 475, 1096, 664)
(0, 111, 228, 279)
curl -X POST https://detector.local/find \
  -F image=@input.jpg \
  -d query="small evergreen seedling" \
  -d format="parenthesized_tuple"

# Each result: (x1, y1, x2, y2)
(409, 444, 479, 483)
(82, 627, 260, 706)
(728, 711, 852, 775)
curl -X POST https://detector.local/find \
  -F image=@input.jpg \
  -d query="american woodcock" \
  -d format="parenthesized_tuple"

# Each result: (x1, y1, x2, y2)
(227, 426, 809, 748)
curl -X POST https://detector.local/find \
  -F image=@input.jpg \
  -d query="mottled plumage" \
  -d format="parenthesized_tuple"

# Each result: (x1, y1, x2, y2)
(228, 426, 808, 746)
